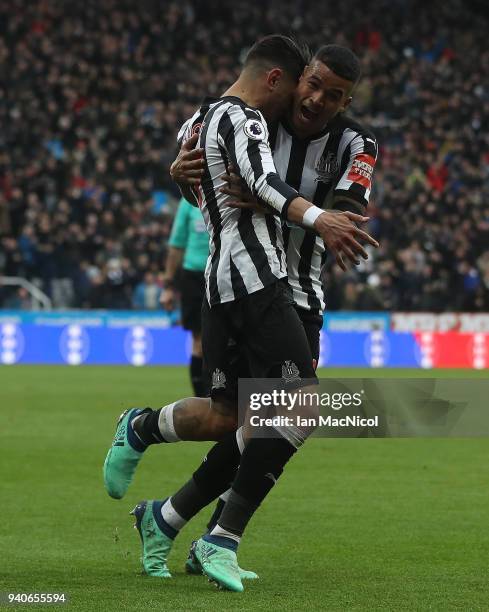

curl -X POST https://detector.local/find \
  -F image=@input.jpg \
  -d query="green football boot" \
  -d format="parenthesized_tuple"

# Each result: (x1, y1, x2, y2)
(130, 500, 175, 578)
(185, 540, 258, 580)
(103, 408, 148, 499)
(194, 536, 244, 592)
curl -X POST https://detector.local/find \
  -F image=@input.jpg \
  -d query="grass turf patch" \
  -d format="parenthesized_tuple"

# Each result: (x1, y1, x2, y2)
(0, 366, 487, 610)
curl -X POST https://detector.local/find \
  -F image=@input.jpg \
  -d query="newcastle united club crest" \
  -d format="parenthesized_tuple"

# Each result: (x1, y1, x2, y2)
(282, 360, 300, 384)
(315, 151, 339, 183)
(212, 368, 226, 390)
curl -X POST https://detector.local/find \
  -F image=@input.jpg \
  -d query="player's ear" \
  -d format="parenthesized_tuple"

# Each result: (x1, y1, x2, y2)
(266, 67, 283, 90)
(299, 64, 312, 84)
(340, 96, 353, 113)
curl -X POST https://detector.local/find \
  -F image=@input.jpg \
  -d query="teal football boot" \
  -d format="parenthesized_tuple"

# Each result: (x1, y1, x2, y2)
(194, 536, 244, 592)
(131, 500, 176, 578)
(103, 408, 148, 499)
(186, 540, 258, 580)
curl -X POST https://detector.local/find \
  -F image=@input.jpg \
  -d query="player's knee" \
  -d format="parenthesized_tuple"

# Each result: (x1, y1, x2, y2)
(210, 396, 236, 418)
(208, 414, 237, 439)
(208, 397, 238, 438)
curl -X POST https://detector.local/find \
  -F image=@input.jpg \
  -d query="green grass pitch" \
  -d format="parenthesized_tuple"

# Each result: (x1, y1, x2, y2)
(0, 365, 488, 611)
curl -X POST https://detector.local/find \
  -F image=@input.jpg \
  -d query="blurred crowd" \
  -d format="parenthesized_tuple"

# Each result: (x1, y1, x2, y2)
(1, 0, 488, 311)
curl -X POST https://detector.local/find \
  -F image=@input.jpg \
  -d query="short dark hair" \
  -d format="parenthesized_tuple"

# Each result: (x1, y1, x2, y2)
(313, 45, 362, 84)
(244, 35, 311, 82)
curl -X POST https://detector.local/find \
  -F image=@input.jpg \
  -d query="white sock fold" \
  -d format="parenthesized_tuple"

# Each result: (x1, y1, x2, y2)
(236, 426, 245, 454)
(219, 488, 231, 503)
(161, 498, 187, 531)
(130, 414, 147, 444)
(158, 402, 181, 442)
(210, 523, 241, 544)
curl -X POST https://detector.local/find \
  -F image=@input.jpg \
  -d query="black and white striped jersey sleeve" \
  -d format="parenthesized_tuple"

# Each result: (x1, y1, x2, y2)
(176, 97, 219, 146)
(177, 117, 193, 146)
(335, 128, 378, 209)
(218, 105, 299, 218)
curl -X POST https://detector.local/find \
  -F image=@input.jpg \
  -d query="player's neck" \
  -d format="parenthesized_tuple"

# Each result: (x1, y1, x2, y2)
(222, 77, 264, 112)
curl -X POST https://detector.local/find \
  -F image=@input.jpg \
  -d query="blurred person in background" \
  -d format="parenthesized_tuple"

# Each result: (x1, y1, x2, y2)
(0, 0, 488, 312)
(133, 271, 162, 310)
(161, 197, 209, 397)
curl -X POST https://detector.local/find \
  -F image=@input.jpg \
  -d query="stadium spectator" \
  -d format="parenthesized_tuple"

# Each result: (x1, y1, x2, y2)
(132, 271, 162, 310)
(0, 0, 488, 312)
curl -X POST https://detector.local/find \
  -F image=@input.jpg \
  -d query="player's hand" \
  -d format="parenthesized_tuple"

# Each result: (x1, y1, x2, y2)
(314, 210, 379, 271)
(219, 166, 264, 213)
(169, 133, 204, 186)
(160, 287, 176, 311)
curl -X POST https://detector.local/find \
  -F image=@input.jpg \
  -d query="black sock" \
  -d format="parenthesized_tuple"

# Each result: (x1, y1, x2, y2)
(206, 497, 226, 532)
(217, 434, 296, 537)
(170, 478, 212, 521)
(216, 490, 258, 537)
(171, 431, 241, 521)
(190, 355, 207, 397)
(132, 408, 165, 446)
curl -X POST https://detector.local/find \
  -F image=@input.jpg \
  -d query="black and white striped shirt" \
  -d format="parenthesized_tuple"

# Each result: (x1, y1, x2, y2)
(270, 115, 378, 313)
(178, 97, 298, 306)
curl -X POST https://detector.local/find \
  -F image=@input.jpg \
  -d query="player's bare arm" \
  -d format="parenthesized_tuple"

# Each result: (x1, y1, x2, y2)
(218, 131, 378, 270)
(222, 168, 378, 270)
(170, 133, 205, 206)
(160, 246, 184, 311)
(287, 198, 378, 270)
(220, 170, 375, 269)
(219, 166, 275, 214)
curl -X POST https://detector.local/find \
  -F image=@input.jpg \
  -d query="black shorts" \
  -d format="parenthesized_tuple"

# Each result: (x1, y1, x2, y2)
(180, 269, 205, 333)
(295, 307, 323, 366)
(228, 305, 322, 390)
(202, 280, 317, 401)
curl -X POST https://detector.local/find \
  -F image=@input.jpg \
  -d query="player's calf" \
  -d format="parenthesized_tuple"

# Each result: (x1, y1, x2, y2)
(103, 398, 238, 499)
(132, 397, 237, 444)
